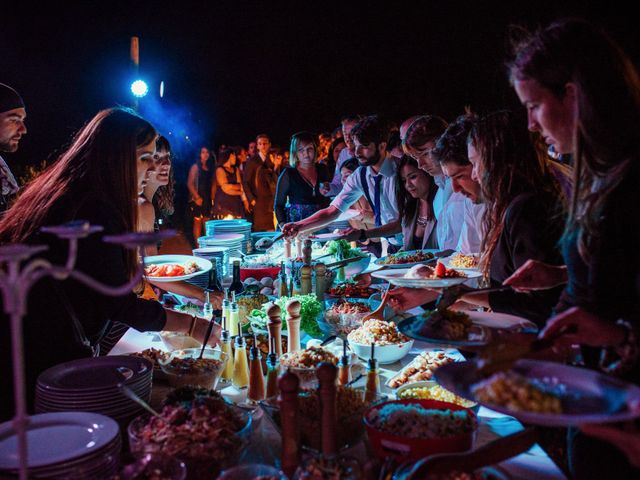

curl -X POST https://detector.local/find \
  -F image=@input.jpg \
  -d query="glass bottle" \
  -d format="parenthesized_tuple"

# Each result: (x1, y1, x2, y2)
(232, 330, 249, 389)
(229, 260, 244, 295)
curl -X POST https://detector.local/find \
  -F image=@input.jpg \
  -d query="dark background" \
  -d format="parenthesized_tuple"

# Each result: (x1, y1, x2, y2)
(2, 0, 638, 206)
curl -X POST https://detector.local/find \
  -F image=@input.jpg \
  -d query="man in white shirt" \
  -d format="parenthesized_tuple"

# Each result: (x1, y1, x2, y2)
(403, 115, 466, 251)
(432, 113, 485, 254)
(0, 83, 27, 214)
(322, 115, 363, 197)
(282, 116, 399, 247)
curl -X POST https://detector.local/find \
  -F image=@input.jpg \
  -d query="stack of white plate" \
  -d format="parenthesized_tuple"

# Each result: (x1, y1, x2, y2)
(198, 232, 245, 259)
(0, 412, 121, 479)
(191, 246, 228, 284)
(35, 356, 153, 427)
(206, 219, 253, 253)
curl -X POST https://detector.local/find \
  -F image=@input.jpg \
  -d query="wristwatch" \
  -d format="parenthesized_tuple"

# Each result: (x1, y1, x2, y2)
(358, 229, 367, 241)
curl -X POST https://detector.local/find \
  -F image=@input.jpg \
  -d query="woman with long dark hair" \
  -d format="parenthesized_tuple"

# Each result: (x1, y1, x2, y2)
(502, 19, 640, 478)
(187, 146, 215, 242)
(395, 154, 438, 250)
(458, 110, 564, 323)
(212, 147, 248, 219)
(0, 108, 219, 421)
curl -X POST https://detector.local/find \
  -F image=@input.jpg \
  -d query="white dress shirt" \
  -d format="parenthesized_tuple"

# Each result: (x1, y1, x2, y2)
(331, 156, 401, 244)
(325, 147, 355, 197)
(456, 199, 485, 254)
(433, 175, 466, 251)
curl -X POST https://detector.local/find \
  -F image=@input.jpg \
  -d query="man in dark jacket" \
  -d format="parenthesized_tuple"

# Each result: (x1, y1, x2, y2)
(243, 133, 277, 231)
(0, 83, 27, 214)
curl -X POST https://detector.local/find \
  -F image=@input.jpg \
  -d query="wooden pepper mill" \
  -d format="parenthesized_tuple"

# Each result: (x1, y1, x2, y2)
(303, 239, 313, 266)
(314, 263, 327, 303)
(286, 299, 302, 353)
(300, 265, 312, 295)
(316, 363, 338, 456)
(266, 302, 283, 357)
(296, 237, 303, 258)
(279, 369, 300, 478)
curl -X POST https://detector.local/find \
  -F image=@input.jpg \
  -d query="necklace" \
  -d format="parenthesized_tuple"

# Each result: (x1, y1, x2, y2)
(297, 167, 317, 196)
(416, 216, 431, 227)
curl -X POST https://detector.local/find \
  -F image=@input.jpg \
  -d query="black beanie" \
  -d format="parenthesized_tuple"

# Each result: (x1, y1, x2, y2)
(0, 83, 25, 113)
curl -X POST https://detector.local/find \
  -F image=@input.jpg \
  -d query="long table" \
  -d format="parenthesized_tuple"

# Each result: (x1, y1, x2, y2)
(111, 326, 567, 479)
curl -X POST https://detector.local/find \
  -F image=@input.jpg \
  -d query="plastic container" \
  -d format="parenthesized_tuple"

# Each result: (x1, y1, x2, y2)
(364, 399, 477, 462)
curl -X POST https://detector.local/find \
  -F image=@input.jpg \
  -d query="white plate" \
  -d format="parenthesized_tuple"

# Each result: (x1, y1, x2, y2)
(143, 254, 212, 282)
(0, 412, 119, 469)
(335, 208, 360, 222)
(435, 359, 640, 427)
(374, 249, 440, 269)
(372, 268, 482, 288)
(309, 232, 345, 241)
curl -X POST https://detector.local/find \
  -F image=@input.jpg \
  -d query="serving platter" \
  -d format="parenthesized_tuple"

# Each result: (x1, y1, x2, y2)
(373, 249, 440, 269)
(372, 268, 482, 288)
(143, 254, 213, 282)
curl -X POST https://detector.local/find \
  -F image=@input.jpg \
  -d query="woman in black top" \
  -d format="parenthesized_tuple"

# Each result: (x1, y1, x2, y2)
(274, 131, 330, 227)
(503, 19, 640, 479)
(212, 148, 248, 219)
(459, 111, 564, 325)
(187, 146, 215, 241)
(0, 108, 220, 421)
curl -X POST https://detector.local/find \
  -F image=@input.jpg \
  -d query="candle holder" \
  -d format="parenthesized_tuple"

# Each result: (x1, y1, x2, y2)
(0, 222, 174, 480)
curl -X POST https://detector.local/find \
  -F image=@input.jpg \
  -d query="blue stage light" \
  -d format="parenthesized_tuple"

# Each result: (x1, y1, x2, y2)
(131, 80, 149, 98)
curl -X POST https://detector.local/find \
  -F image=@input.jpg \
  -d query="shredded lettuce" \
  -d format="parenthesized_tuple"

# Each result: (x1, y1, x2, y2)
(248, 294, 323, 338)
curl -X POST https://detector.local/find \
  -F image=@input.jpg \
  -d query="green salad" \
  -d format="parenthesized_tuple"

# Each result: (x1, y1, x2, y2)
(324, 240, 366, 260)
(248, 294, 324, 338)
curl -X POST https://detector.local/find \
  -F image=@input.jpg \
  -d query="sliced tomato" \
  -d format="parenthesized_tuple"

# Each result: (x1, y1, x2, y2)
(434, 261, 447, 278)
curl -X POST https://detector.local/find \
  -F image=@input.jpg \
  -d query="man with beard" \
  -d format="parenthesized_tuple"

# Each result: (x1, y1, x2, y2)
(0, 83, 27, 214)
(282, 116, 400, 252)
(433, 113, 485, 254)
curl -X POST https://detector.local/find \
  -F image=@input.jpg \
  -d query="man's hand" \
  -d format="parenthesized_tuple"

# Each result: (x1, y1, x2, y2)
(540, 306, 626, 349)
(281, 222, 302, 239)
(387, 287, 438, 311)
(194, 197, 203, 207)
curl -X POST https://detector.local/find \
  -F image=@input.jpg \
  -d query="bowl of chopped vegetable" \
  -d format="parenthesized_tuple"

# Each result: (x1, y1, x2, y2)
(364, 399, 477, 461)
(323, 240, 371, 277)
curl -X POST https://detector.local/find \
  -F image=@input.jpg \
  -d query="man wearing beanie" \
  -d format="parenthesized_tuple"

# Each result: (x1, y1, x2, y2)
(0, 83, 27, 213)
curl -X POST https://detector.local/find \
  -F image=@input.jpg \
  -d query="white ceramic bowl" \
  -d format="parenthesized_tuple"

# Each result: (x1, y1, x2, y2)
(348, 339, 414, 365)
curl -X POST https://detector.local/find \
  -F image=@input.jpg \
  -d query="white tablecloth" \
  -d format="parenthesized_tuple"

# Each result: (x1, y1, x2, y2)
(111, 326, 566, 479)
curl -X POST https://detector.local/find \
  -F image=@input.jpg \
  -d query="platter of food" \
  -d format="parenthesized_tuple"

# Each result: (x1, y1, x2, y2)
(372, 262, 482, 288)
(435, 359, 640, 426)
(385, 350, 463, 389)
(397, 309, 537, 348)
(143, 254, 212, 282)
(374, 249, 439, 269)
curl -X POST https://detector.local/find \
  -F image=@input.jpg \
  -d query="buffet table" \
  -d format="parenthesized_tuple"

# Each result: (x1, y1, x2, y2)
(110, 325, 567, 480)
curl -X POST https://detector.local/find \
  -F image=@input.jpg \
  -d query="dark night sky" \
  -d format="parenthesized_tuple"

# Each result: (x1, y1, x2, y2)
(3, 0, 638, 174)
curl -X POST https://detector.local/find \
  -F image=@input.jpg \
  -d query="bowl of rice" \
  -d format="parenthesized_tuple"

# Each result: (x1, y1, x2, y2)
(347, 319, 414, 364)
(364, 399, 477, 461)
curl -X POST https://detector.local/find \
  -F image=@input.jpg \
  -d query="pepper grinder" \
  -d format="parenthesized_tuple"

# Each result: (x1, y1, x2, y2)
(314, 263, 327, 303)
(300, 265, 312, 295)
(317, 363, 338, 456)
(284, 238, 292, 260)
(286, 299, 302, 353)
(266, 302, 283, 357)
(302, 239, 312, 266)
(279, 369, 301, 478)
(296, 237, 303, 258)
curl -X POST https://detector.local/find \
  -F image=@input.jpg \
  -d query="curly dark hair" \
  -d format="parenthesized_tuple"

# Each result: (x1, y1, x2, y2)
(350, 115, 389, 147)
(153, 135, 175, 217)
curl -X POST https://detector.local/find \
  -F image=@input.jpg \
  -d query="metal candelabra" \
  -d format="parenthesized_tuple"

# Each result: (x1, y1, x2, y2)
(0, 221, 174, 480)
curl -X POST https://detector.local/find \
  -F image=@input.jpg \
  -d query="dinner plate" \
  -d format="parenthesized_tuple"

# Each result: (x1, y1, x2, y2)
(435, 359, 640, 426)
(372, 268, 482, 288)
(143, 254, 212, 282)
(309, 232, 345, 241)
(0, 412, 119, 469)
(373, 249, 440, 269)
(397, 310, 537, 348)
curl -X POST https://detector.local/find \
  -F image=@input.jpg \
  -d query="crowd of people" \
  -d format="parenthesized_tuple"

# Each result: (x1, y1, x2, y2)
(1, 18, 640, 478)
